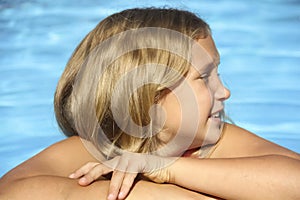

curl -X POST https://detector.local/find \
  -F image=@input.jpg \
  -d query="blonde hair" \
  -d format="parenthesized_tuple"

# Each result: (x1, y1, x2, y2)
(54, 8, 211, 157)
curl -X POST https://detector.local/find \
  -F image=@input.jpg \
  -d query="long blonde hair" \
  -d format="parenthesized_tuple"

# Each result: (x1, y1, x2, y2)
(54, 8, 211, 158)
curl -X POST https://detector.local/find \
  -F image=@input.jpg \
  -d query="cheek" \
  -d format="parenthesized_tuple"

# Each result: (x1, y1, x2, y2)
(191, 81, 213, 116)
(157, 80, 214, 147)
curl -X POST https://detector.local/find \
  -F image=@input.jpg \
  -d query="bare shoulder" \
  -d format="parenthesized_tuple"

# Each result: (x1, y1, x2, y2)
(1, 136, 98, 182)
(210, 123, 300, 160)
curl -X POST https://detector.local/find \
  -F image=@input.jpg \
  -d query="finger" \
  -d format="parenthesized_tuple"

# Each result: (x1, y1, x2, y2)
(118, 173, 137, 199)
(69, 162, 100, 179)
(107, 170, 125, 200)
(78, 164, 113, 186)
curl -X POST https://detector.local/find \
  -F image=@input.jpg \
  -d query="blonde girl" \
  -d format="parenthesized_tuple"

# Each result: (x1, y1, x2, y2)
(1, 8, 299, 200)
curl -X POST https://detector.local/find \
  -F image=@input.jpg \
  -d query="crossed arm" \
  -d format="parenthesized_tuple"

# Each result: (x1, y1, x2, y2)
(68, 123, 300, 200)
(0, 123, 300, 199)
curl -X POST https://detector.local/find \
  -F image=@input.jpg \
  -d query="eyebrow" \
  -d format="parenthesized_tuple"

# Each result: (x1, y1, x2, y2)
(214, 58, 220, 66)
(214, 54, 221, 66)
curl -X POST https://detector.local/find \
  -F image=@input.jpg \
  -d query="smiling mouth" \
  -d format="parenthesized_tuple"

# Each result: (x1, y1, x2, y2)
(210, 112, 220, 118)
(209, 110, 222, 119)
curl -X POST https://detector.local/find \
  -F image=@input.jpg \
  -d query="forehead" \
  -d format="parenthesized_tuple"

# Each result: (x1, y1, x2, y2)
(196, 35, 220, 66)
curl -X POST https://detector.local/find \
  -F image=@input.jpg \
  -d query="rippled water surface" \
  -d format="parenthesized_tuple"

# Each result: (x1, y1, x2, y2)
(1, 0, 299, 176)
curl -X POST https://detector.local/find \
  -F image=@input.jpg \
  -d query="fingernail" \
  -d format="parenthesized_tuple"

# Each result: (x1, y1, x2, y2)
(118, 191, 125, 199)
(107, 193, 115, 200)
(68, 173, 75, 178)
(79, 177, 87, 184)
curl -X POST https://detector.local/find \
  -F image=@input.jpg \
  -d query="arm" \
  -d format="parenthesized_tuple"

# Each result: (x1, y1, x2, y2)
(0, 175, 110, 200)
(0, 176, 217, 200)
(0, 136, 216, 200)
(168, 155, 300, 200)
(167, 123, 300, 200)
(65, 123, 300, 200)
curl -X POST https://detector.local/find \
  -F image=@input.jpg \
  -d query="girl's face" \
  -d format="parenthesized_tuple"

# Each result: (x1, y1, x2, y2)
(159, 35, 231, 151)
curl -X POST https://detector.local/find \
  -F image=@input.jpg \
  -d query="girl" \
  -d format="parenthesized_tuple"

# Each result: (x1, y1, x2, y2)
(0, 8, 299, 200)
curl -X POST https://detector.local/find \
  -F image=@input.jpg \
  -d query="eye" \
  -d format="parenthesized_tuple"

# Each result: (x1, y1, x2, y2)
(198, 73, 210, 80)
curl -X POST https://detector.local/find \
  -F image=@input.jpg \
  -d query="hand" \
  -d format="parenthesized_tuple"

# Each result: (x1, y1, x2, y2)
(69, 152, 175, 200)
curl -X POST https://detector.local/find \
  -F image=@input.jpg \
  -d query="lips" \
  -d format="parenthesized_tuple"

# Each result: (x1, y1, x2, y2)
(209, 109, 223, 119)
(211, 112, 220, 118)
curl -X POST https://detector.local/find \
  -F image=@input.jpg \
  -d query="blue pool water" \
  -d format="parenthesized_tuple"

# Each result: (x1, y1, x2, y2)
(0, 0, 299, 176)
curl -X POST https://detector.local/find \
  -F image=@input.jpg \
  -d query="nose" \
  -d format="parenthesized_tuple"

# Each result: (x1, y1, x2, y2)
(214, 86, 231, 101)
(223, 87, 231, 100)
